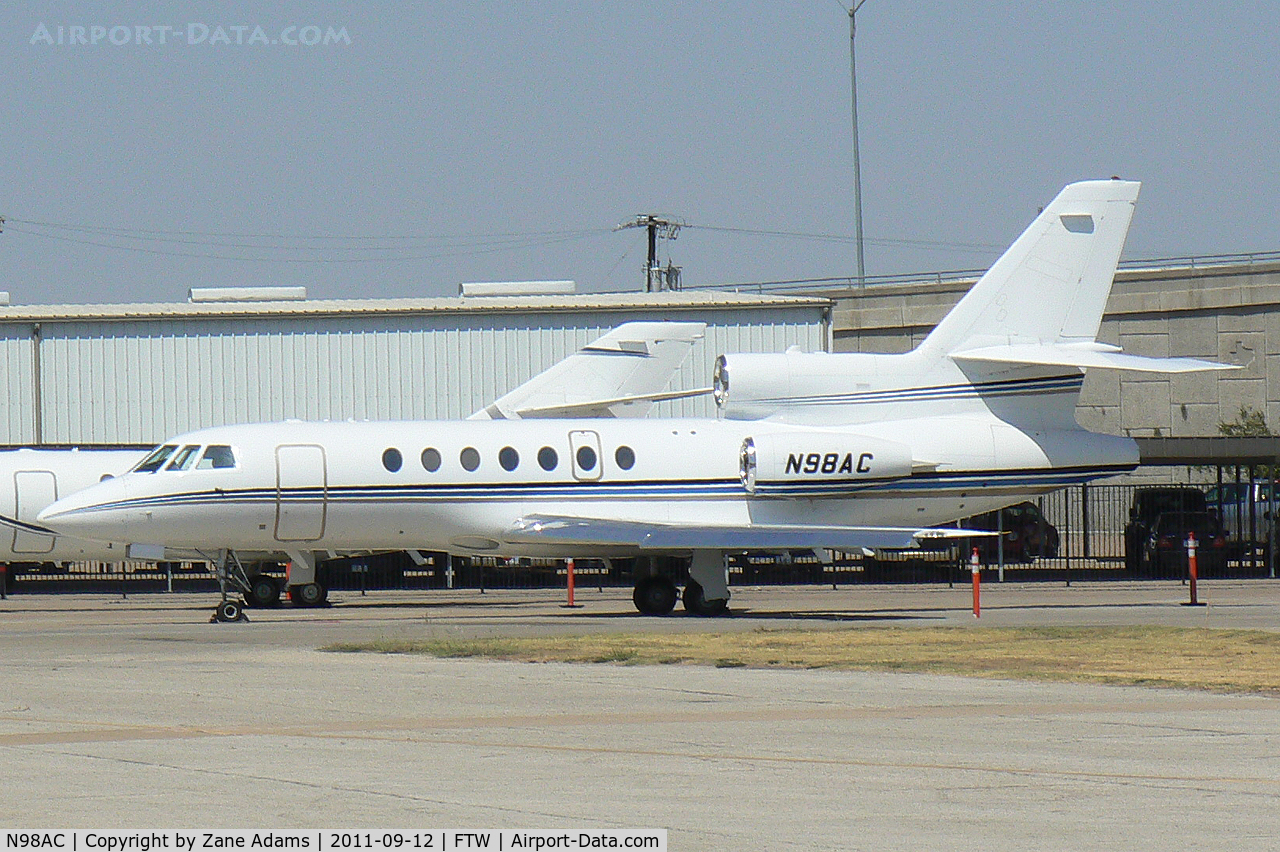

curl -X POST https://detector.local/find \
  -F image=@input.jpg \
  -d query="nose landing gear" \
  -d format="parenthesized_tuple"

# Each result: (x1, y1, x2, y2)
(211, 598, 247, 623)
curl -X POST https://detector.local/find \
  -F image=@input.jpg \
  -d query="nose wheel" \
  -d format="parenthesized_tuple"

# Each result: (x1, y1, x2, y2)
(211, 598, 248, 623)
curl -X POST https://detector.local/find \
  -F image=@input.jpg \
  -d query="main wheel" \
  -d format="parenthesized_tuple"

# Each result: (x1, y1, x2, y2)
(632, 576, 678, 615)
(245, 574, 281, 608)
(682, 579, 729, 616)
(214, 599, 245, 623)
(288, 582, 329, 607)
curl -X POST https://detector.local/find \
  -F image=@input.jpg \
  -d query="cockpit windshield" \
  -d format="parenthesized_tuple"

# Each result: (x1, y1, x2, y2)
(196, 444, 237, 470)
(166, 444, 202, 471)
(133, 444, 177, 473)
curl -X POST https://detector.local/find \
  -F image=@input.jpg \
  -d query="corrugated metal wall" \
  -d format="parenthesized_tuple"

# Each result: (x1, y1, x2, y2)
(0, 327, 36, 443)
(5, 303, 824, 444)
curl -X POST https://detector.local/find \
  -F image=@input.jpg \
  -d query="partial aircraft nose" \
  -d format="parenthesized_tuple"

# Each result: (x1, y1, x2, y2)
(36, 475, 134, 543)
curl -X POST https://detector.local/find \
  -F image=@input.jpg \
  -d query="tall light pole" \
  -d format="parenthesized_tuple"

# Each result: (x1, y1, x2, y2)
(848, 0, 869, 285)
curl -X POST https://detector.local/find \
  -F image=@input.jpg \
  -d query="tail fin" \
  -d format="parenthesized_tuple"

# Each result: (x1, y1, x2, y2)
(919, 179, 1140, 358)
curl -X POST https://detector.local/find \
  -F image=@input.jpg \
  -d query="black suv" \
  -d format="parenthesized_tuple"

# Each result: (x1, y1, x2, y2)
(1142, 510, 1227, 574)
(1124, 487, 1208, 571)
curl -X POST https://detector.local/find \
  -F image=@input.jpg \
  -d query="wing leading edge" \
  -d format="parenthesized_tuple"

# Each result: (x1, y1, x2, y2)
(506, 514, 991, 551)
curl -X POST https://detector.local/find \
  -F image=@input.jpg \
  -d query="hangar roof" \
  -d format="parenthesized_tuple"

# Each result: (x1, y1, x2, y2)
(0, 291, 831, 324)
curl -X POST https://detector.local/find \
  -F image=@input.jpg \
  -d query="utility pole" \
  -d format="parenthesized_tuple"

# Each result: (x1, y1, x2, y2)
(615, 214, 683, 292)
(848, 0, 870, 285)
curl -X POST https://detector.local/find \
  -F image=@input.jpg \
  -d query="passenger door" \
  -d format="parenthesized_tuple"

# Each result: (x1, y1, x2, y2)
(13, 470, 57, 554)
(274, 445, 327, 541)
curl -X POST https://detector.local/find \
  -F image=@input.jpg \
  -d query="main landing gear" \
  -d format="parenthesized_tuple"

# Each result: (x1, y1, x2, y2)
(207, 549, 327, 622)
(283, 549, 328, 607)
(630, 552, 731, 617)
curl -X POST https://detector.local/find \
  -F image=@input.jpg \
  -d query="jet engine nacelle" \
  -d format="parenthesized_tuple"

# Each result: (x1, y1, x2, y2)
(739, 432, 914, 497)
(715, 352, 871, 420)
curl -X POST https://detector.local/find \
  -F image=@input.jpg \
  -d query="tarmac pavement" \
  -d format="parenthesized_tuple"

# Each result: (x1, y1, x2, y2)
(1, 582, 1278, 850)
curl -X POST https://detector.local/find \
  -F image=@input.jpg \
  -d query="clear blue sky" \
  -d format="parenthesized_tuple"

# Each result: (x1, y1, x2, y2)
(3, 1, 1277, 305)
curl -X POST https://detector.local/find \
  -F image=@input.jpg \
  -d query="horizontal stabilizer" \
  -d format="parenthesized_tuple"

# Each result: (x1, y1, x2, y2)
(507, 514, 992, 551)
(469, 321, 705, 420)
(950, 342, 1239, 373)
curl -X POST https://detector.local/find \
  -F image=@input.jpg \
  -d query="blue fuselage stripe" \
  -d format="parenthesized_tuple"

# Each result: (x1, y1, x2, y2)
(753, 374, 1084, 406)
(61, 464, 1134, 515)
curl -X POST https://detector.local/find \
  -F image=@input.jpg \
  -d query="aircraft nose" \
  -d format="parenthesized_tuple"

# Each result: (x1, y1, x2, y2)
(37, 477, 132, 542)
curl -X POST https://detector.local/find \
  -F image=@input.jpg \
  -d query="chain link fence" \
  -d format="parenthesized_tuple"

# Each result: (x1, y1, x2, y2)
(5, 477, 1277, 597)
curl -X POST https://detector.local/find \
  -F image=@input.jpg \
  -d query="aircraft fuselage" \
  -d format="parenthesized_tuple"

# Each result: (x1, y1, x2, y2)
(39, 415, 1137, 558)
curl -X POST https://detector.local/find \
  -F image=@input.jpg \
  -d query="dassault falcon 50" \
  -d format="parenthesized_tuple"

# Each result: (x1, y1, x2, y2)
(40, 180, 1234, 615)
(7, 321, 705, 606)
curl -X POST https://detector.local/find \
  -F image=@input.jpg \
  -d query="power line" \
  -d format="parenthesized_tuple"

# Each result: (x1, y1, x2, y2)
(1, 211, 1005, 271)
(3, 222, 611, 264)
(683, 223, 1004, 254)
(4, 216, 607, 245)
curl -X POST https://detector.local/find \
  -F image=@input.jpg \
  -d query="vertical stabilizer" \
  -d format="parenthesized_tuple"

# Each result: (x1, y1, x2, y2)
(919, 179, 1140, 358)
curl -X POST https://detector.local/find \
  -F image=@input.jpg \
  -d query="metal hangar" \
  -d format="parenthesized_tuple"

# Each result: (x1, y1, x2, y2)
(0, 290, 831, 445)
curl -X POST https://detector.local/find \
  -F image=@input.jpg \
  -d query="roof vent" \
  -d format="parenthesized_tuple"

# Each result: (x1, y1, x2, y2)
(459, 280, 575, 297)
(0, 292, 10, 307)
(189, 286, 307, 303)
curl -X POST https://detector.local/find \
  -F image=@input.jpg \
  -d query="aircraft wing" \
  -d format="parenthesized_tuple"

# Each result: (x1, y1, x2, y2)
(506, 514, 991, 551)
(469, 321, 707, 420)
(950, 342, 1238, 373)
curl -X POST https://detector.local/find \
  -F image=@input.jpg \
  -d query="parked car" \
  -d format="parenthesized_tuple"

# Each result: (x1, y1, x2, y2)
(1205, 482, 1274, 551)
(964, 501, 1060, 563)
(1142, 510, 1227, 574)
(1124, 487, 1208, 570)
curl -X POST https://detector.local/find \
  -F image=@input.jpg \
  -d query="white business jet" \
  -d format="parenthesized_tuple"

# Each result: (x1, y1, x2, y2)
(39, 180, 1234, 616)
(0, 447, 145, 590)
(6, 321, 705, 604)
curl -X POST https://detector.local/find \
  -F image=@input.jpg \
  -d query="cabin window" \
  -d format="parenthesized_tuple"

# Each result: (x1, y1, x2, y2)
(133, 445, 177, 473)
(382, 448, 403, 473)
(196, 445, 237, 470)
(166, 444, 202, 471)
(614, 446, 635, 470)
(538, 446, 558, 471)
(499, 446, 519, 471)
(460, 446, 481, 472)
(421, 447, 442, 472)
(576, 445, 597, 471)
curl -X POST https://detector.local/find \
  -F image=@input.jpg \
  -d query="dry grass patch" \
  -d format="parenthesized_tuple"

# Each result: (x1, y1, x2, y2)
(325, 626, 1280, 696)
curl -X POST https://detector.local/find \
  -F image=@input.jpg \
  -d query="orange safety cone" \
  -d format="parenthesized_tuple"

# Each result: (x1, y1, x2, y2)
(971, 547, 981, 618)
(1183, 531, 1206, 607)
(561, 557, 583, 608)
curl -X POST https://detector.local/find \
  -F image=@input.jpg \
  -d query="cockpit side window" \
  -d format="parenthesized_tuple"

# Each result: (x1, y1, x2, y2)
(196, 444, 237, 470)
(166, 444, 202, 471)
(133, 445, 178, 473)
